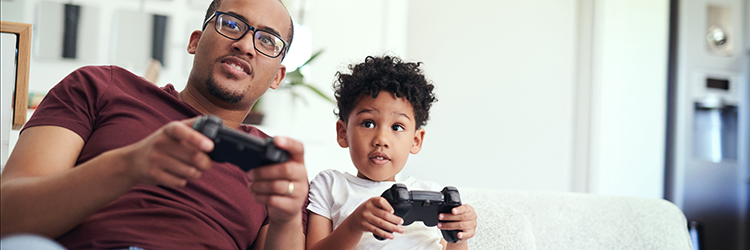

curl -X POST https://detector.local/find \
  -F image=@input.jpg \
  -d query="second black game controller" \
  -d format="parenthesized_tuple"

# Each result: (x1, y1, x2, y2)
(192, 115, 288, 171)
(375, 183, 462, 243)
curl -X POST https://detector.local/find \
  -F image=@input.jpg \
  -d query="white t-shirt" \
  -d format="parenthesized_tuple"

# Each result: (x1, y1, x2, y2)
(307, 169, 444, 250)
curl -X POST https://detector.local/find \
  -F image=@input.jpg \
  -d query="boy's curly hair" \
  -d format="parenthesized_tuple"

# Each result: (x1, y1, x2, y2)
(334, 55, 437, 129)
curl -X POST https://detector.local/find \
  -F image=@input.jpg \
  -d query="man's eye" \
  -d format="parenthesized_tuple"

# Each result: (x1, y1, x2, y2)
(259, 35, 274, 45)
(223, 20, 241, 31)
(257, 33, 281, 48)
(362, 121, 375, 128)
(392, 124, 405, 132)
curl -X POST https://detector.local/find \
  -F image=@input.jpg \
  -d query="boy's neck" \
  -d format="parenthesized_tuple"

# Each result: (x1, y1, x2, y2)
(356, 172, 397, 182)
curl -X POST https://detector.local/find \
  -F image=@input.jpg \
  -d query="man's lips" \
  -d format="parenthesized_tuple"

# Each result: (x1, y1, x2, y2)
(220, 57, 251, 76)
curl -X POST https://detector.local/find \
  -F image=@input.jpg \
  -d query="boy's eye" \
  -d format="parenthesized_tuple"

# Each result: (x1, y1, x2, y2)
(362, 121, 375, 128)
(391, 124, 405, 131)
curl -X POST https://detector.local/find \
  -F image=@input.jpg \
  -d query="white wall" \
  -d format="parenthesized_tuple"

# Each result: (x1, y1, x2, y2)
(403, 0, 578, 191)
(588, 0, 670, 198)
(395, 0, 669, 198)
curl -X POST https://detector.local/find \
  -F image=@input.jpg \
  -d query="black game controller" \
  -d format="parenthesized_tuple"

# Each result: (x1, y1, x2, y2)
(376, 183, 462, 243)
(192, 115, 288, 171)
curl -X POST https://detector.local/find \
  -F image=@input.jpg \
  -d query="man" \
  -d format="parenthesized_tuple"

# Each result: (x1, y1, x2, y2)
(0, 0, 308, 249)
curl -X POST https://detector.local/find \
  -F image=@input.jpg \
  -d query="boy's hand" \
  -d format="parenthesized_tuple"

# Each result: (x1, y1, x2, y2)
(438, 204, 477, 242)
(343, 197, 405, 240)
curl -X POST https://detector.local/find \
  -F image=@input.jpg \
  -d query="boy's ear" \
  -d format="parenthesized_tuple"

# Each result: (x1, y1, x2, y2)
(410, 128, 426, 154)
(336, 120, 349, 148)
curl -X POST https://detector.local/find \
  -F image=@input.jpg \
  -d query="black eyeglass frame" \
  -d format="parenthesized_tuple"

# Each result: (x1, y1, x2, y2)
(202, 11, 289, 59)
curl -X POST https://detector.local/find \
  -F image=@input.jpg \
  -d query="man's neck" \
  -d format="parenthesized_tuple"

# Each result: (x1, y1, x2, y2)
(179, 84, 251, 129)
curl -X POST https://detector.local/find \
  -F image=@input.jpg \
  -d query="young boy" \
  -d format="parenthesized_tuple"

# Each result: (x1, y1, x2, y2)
(306, 56, 477, 250)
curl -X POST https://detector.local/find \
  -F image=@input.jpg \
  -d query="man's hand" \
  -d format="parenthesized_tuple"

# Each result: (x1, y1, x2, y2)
(120, 118, 214, 187)
(342, 197, 405, 240)
(246, 136, 308, 223)
(438, 204, 477, 248)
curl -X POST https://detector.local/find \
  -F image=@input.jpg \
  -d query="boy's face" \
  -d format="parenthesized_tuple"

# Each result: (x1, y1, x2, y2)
(336, 91, 425, 182)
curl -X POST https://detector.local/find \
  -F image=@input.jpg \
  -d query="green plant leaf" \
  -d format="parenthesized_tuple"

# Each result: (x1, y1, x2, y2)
(272, 48, 334, 107)
(289, 89, 309, 106)
(297, 49, 324, 70)
(299, 82, 334, 103)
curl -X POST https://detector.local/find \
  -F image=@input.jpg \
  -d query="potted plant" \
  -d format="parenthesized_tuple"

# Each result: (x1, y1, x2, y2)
(243, 49, 334, 125)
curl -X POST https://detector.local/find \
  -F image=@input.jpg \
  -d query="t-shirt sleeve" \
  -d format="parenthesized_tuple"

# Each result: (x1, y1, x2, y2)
(22, 66, 112, 141)
(307, 170, 336, 219)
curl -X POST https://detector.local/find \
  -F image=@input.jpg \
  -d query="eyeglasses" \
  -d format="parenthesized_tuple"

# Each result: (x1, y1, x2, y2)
(202, 11, 288, 58)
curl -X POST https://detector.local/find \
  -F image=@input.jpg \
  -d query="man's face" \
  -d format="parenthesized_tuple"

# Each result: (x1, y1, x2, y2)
(336, 92, 425, 182)
(187, 0, 291, 108)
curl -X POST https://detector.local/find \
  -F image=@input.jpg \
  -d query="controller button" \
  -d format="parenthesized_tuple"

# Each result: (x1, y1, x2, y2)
(206, 126, 218, 138)
(398, 190, 409, 200)
(267, 150, 280, 161)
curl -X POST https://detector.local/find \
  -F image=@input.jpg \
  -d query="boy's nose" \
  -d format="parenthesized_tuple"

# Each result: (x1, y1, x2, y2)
(372, 131, 390, 148)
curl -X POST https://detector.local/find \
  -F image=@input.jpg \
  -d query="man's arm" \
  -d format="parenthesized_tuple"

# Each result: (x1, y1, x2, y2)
(0, 120, 213, 238)
(246, 136, 308, 250)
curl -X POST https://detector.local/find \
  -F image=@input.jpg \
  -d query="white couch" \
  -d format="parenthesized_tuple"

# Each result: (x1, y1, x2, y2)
(461, 188, 693, 250)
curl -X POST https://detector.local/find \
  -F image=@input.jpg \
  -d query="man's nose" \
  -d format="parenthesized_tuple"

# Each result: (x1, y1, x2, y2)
(232, 32, 257, 57)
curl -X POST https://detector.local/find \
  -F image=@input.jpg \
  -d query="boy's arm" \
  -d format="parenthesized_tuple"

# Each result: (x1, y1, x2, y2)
(305, 212, 362, 250)
(306, 197, 405, 250)
(441, 238, 469, 250)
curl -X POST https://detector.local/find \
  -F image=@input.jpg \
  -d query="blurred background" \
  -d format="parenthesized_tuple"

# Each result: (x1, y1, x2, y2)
(1, 0, 748, 249)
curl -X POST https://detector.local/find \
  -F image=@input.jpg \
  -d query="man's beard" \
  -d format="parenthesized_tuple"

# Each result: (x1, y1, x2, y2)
(205, 74, 244, 104)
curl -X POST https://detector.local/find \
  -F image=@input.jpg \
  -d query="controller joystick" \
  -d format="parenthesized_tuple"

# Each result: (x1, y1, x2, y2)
(375, 183, 462, 243)
(192, 115, 288, 171)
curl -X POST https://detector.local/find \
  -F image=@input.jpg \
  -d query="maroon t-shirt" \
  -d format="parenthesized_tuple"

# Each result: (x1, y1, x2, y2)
(23, 65, 304, 250)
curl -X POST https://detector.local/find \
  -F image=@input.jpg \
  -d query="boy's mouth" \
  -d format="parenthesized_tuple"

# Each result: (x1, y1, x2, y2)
(369, 152, 391, 165)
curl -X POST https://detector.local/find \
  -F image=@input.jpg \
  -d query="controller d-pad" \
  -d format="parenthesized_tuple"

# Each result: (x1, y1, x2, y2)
(397, 190, 409, 200)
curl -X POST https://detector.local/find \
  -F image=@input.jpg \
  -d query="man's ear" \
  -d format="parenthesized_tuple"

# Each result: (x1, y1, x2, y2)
(269, 64, 286, 90)
(336, 120, 348, 148)
(410, 128, 425, 154)
(187, 30, 202, 54)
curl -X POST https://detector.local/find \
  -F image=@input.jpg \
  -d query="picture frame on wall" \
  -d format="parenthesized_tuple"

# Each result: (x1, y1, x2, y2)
(0, 21, 31, 130)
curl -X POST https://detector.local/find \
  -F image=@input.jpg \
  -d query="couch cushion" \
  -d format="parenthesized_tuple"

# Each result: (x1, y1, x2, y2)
(461, 188, 693, 250)
(467, 199, 537, 249)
